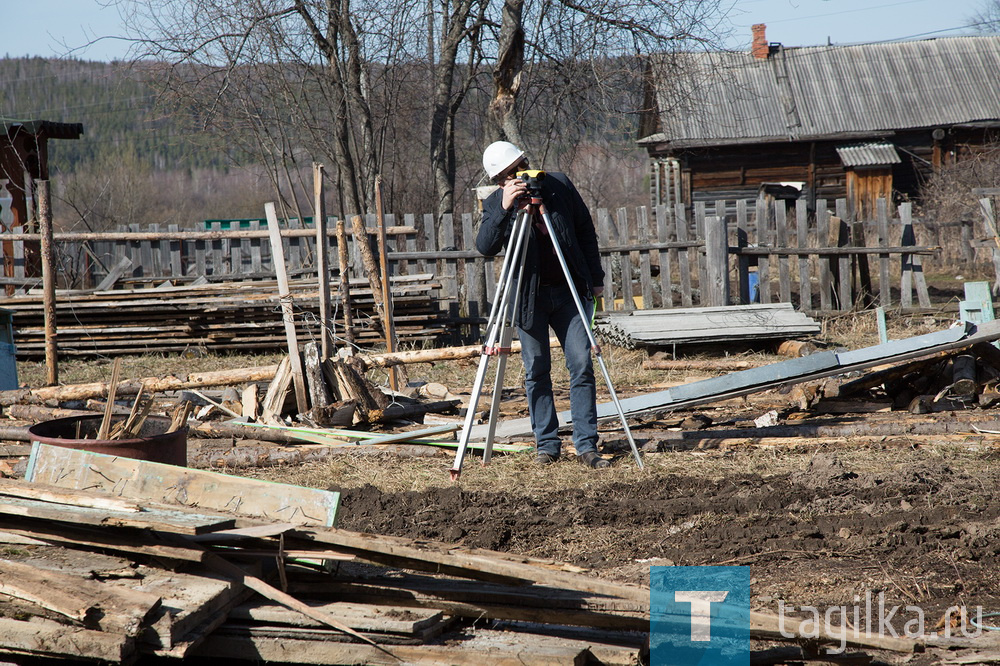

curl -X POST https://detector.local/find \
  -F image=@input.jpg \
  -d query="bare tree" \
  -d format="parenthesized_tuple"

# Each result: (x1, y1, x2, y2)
(109, 0, 728, 221)
(969, 0, 1000, 32)
(485, 0, 731, 170)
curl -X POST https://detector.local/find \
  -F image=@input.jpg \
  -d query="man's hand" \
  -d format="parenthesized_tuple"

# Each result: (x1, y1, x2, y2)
(501, 177, 529, 210)
(592, 286, 604, 297)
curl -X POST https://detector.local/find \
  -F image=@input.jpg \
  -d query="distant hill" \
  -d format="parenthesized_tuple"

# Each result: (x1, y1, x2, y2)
(0, 57, 229, 173)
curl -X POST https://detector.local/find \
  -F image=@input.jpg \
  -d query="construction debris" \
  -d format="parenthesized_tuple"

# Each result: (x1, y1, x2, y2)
(597, 303, 821, 349)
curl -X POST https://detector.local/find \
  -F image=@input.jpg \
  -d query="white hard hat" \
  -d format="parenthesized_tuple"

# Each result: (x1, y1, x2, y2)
(482, 141, 525, 179)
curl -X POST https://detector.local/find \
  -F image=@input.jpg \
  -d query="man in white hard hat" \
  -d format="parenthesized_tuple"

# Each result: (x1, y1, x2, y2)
(476, 141, 609, 469)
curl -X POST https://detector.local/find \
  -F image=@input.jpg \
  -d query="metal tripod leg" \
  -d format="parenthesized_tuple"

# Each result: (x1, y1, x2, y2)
(536, 204, 644, 469)
(450, 209, 533, 480)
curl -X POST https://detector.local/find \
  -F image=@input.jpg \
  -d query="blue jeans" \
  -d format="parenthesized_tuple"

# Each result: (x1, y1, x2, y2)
(518, 283, 599, 457)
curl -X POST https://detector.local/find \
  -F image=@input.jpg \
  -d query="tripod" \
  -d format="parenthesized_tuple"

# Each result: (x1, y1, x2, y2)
(449, 190, 644, 480)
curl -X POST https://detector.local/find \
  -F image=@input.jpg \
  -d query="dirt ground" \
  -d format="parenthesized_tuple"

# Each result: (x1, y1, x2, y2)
(14, 301, 1000, 662)
(242, 371, 1000, 663)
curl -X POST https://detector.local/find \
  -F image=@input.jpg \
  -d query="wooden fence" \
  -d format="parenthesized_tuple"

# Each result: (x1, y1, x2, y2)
(1, 197, 947, 323)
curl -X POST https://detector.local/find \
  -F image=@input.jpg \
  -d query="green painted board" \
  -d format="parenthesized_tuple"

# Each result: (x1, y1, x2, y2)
(26, 443, 339, 527)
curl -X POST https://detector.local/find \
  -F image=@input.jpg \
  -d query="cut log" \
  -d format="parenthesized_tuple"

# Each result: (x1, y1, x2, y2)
(0, 364, 281, 405)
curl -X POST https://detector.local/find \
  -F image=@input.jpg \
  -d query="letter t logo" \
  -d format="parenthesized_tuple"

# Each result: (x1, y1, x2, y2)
(675, 591, 729, 641)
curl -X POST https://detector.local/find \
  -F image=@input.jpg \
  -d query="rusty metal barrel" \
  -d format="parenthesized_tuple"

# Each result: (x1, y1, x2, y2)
(28, 415, 187, 467)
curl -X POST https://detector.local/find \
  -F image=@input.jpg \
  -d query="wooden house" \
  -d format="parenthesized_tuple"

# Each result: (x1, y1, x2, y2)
(638, 30, 1000, 217)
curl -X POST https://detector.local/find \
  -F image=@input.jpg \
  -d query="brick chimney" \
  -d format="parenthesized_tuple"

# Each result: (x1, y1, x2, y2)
(751, 24, 768, 59)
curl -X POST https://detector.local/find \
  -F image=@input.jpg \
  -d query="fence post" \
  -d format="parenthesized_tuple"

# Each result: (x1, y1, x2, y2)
(795, 199, 811, 310)
(736, 199, 750, 304)
(674, 203, 693, 307)
(704, 215, 729, 307)
(38, 180, 57, 385)
(617, 208, 635, 311)
(655, 204, 674, 308)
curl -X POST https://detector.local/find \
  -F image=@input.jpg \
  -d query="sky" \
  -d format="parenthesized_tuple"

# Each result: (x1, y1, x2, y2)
(0, 0, 992, 61)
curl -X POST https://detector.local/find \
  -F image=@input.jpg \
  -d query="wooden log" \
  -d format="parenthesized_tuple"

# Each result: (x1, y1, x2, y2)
(351, 214, 384, 314)
(304, 341, 331, 420)
(0, 365, 281, 405)
(38, 180, 58, 386)
(260, 355, 292, 423)
(951, 353, 978, 400)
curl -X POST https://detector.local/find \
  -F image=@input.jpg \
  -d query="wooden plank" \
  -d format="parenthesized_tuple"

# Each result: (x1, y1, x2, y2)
(674, 203, 692, 306)
(877, 197, 891, 306)
(227, 600, 445, 635)
(901, 202, 931, 308)
(117, 562, 254, 652)
(637, 206, 653, 309)
(439, 213, 459, 324)
(290, 573, 649, 631)
(0, 492, 233, 535)
(296, 526, 649, 604)
(617, 208, 634, 311)
(149, 222, 164, 277)
(264, 202, 309, 414)
(597, 209, 616, 310)
(703, 215, 728, 307)
(194, 236, 207, 278)
(189, 632, 598, 666)
(835, 199, 853, 310)
(694, 201, 708, 303)
(755, 198, 771, 304)
(655, 204, 674, 308)
(775, 202, 791, 302)
(169, 223, 183, 277)
(795, 199, 811, 310)
(817, 200, 832, 311)
(210, 221, 225, 277)
(736, 199, 750, 304)
(0, 557, 162, 634)
(0, 617, 133, 662)
(25, 442, 340, 527)
(0, 515, 208, 562)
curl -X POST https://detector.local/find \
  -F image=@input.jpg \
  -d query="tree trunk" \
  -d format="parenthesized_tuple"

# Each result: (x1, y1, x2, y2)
(489, 0, 526, 146)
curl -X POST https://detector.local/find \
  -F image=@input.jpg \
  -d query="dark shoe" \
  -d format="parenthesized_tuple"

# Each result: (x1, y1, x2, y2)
(578, 452, 611, 469)
(536, 453, 558, 465)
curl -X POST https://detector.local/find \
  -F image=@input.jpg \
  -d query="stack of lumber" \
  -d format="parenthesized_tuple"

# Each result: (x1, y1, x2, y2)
(597, 303, 821, 349)
(0, 273, 449, 359)
(0, 443, 649, 664)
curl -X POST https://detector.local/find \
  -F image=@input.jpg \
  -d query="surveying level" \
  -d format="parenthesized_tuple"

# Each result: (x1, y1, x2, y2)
(516, 169, 546, 194)
(449, 187, 644, 480)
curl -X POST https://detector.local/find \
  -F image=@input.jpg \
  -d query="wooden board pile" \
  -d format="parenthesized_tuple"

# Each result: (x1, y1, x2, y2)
(597, 303, 821, 349)
(0, 444, 649, 665)
(0, 273, 449, 358)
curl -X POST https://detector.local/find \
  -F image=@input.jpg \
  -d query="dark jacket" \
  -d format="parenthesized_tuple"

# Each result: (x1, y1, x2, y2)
(476, 171, 605, 329)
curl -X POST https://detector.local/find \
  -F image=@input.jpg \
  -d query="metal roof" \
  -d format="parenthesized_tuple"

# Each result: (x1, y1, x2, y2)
(642, 36, 1000, 147)
(836, 142, 901, 166)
